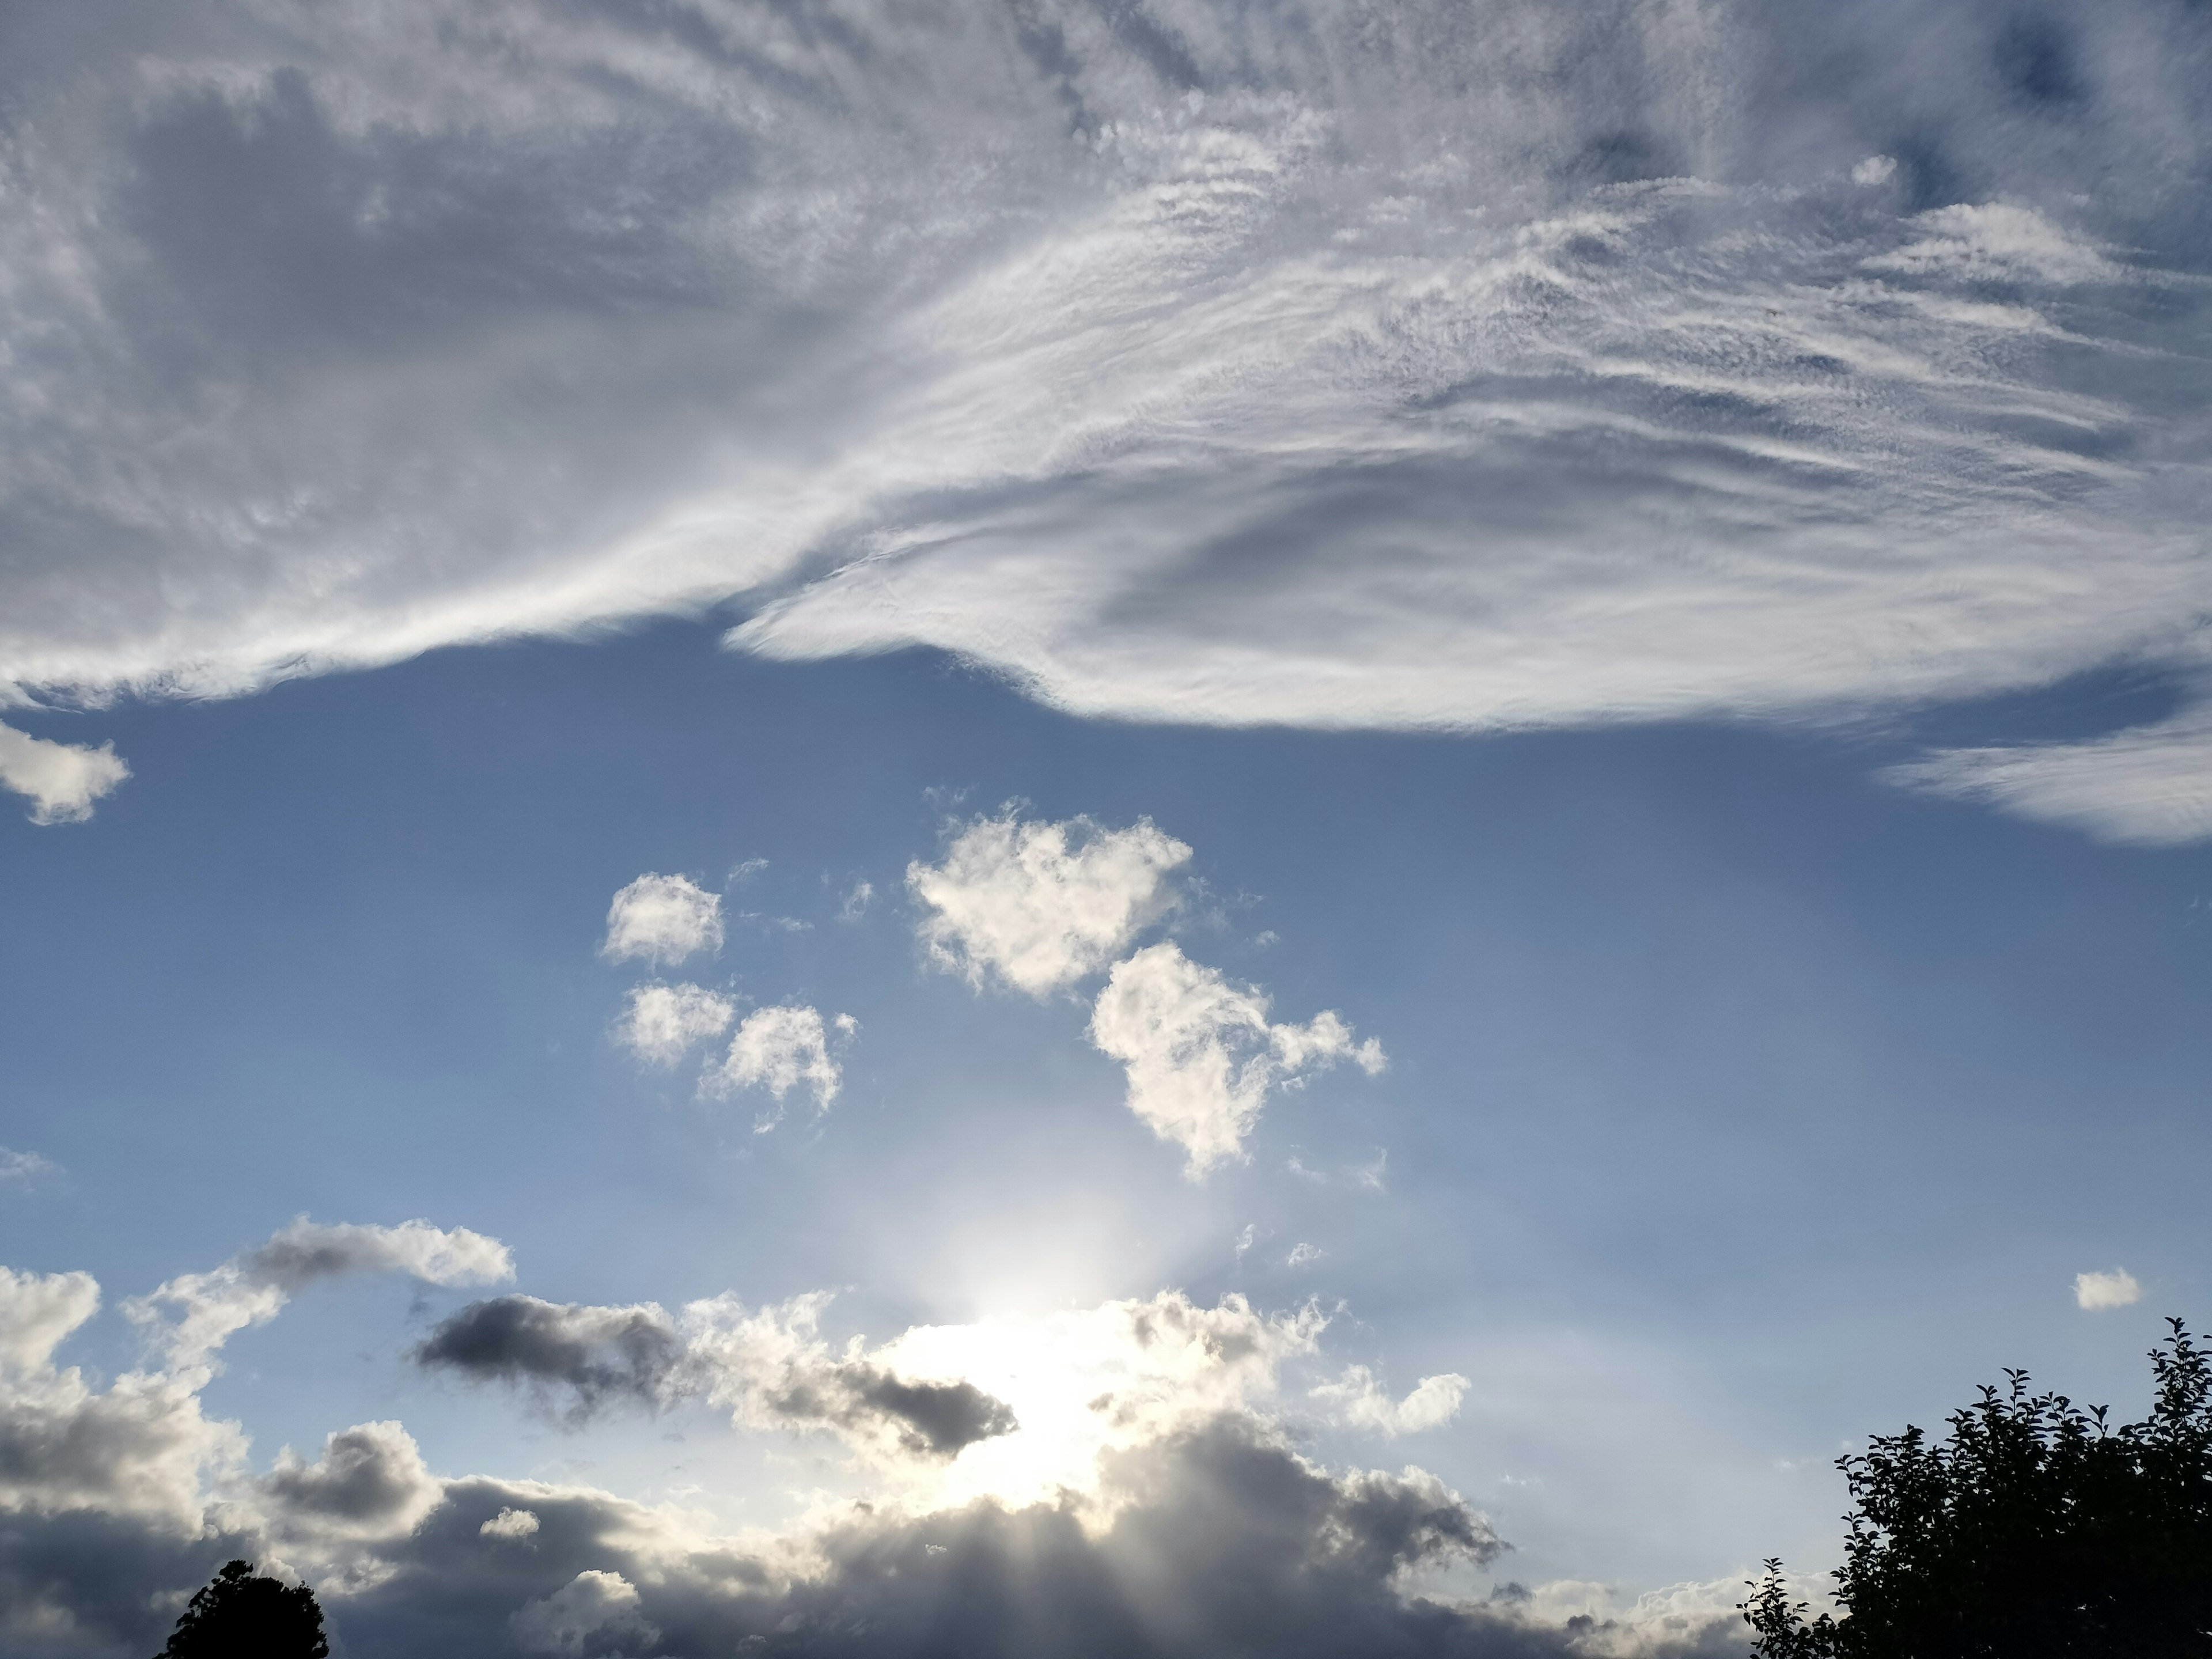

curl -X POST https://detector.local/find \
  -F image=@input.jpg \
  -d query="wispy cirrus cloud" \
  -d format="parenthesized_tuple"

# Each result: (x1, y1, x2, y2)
(2, 1, 2210, 838)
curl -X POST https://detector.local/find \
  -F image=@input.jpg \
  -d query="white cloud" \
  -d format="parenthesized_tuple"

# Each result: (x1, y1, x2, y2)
(1312, 1365, 1470, 1436)
(1889, 711, 2212, 846)
(1088, 942, 1385, 1175)
(909, 813, 1191, 997)
(510, 1570, 658, 1658)
(0, 4, 2209, 846)
(0, 724, 129, 825)
(703, 1005, 849, 1126)
(2075, 1268, 2143, 1310)
(612, 983, 734, 1067)
(599, 874, 723, 967)
(1286, 1243, 1324, 1268)
(480, 1505, 541, 1542)
(839, 878, 875, 921)
(0, 1147, 58, 1185)
(1850, 154, 1896, 186)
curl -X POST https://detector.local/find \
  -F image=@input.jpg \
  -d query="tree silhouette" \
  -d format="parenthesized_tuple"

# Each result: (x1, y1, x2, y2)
(155, 1559, 329, 1659)
(1745, 1319, 2212, 1657)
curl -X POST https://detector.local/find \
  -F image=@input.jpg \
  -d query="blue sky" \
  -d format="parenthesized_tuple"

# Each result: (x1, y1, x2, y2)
(2, 3, 2211, 1655)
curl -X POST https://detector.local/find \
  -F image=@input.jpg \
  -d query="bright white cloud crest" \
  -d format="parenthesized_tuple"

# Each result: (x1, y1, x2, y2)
(600, 874, 724, 967)
(1090, 942, 1385, 1175)
(910, 812, 1192, 996)
(1312, 1366, 1472, 1437)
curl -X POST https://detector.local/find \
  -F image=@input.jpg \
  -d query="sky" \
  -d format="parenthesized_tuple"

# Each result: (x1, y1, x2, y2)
(1, 2, 2210, 1655)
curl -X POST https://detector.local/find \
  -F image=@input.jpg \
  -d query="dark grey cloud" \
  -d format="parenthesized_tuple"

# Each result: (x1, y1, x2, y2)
(412, 1294, 1018, 1456)
(3, 0, 2210, 836)
(414, 1297, 688, 1424)
(317, 1416, 1740, 1658)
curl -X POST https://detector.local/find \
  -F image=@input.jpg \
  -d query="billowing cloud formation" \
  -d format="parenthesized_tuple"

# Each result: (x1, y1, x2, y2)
(0, 1248, 1744, 1658)
(910, 813, 1192, 995)
(510, 1569, 658, 1657)
(2075, 1268, 2143, 1310)
(1313, 1366, 1472, 1437)
(414, 1291, 1018, 1461)
(599, 874, 722, 967)
(3, 2, 2210, 840)
(128, 1217, 516, 1370)
(611, 982, 734, 1066)
(0, 725, 129, 825)
(260, 1421, 442, 1543)
(1090, 942, 1385, 1174)
(705, 1005, 853, 1126)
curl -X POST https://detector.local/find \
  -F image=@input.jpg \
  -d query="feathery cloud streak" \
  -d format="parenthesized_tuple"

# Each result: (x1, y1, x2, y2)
(3, 2, 2211, 835)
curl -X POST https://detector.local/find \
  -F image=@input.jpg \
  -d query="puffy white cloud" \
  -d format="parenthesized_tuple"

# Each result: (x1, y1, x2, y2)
(611, 982, 733, 1067)
(510, 1569, 658, 1657)
(704, 1005, 850, 1127)
(1312, 1366, 1471, 1437)
(1089, 942, 1385, 1175)
(0, 724, 128, 825)
(2075, 1268, 2143, 1310)
(599, 874, 722, 967)
(0, 1265, 245, 1531)
(910, 812, 1192, 997)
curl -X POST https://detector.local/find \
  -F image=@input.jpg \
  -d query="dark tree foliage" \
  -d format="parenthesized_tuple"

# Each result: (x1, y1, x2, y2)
(1744, 1319, 2212, 1657)
(154, 1559, 329, 1659)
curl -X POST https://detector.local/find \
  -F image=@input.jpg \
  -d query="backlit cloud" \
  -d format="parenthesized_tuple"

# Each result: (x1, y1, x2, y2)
(1312, 1366, 1471, 1437)
(1089, 942, 1385, 1175)
(910, 812, 1192, 997)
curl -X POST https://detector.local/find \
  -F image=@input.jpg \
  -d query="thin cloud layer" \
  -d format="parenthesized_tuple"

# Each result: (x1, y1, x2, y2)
(2, 1, 2210, 837)
(910, 812, 1192, 996)
(1090, 942, 1385, 1175)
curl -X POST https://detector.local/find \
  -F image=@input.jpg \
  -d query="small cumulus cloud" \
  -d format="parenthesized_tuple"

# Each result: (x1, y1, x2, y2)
(480, 1506, 540, 1543)
(600, 874, 724, 968)
(1286, 1243, 1324, 1268)
(0, 724, 129, 825)
(1851, 154, 1897, 185)
(703, 1005, 851, 1128)
(910, 812, 1191, 997)
(612, 983, 734, 1067)
(1089, 942, 1385, 1175)
(839, 878, 875, 921)
(2075, 1268, 2142, 1310)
